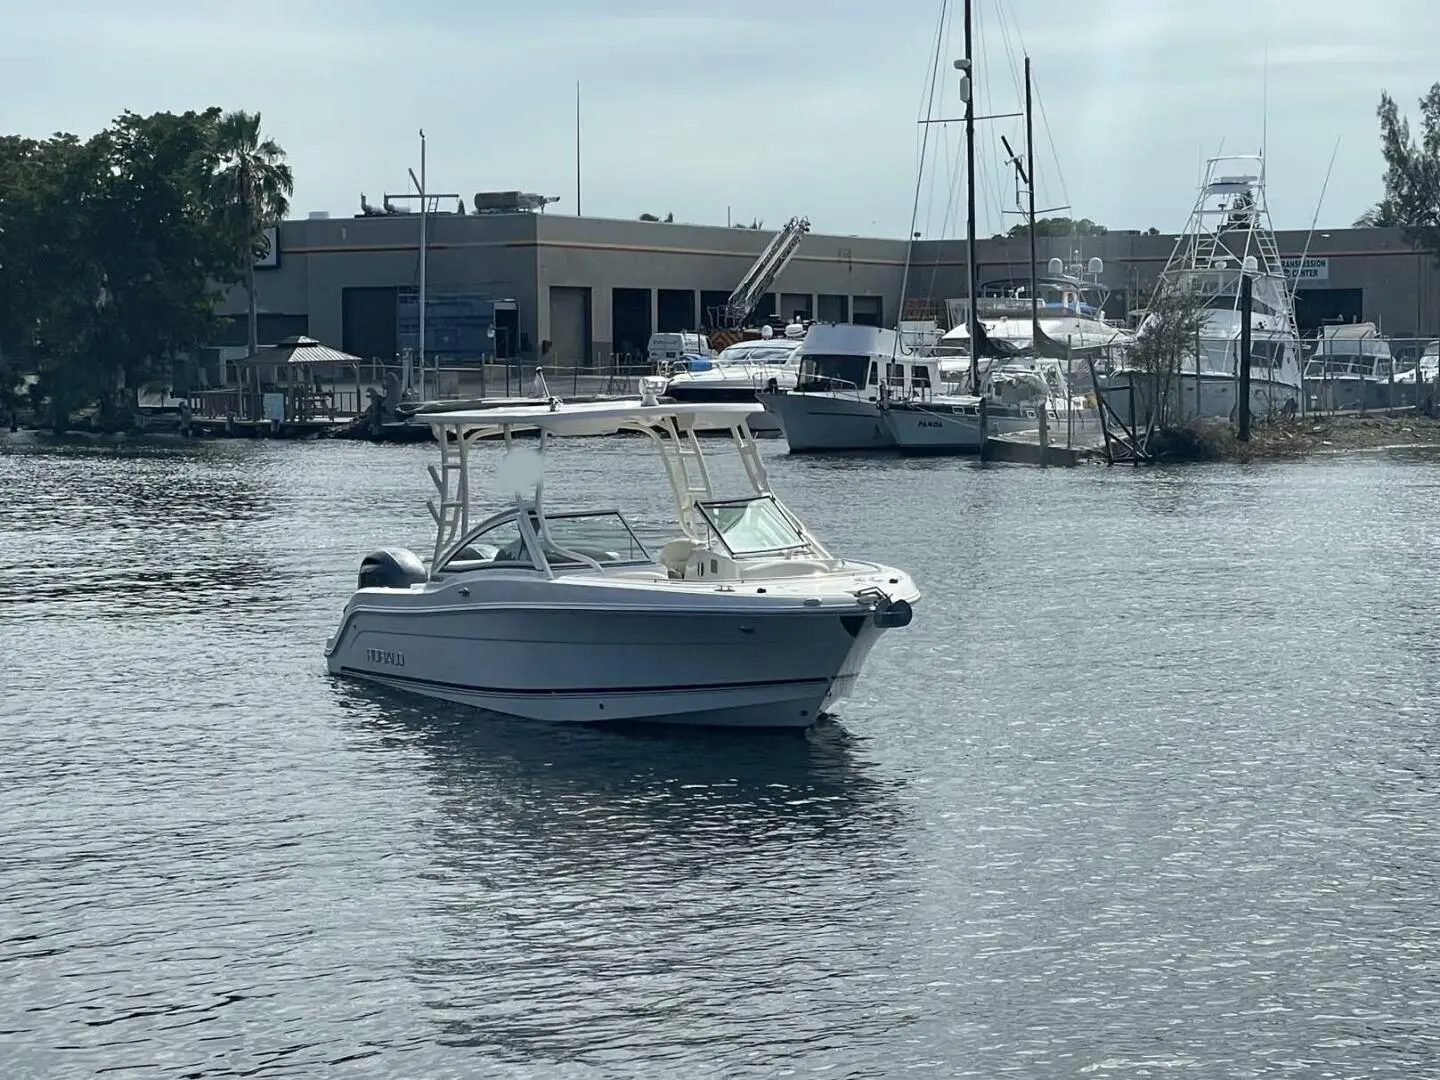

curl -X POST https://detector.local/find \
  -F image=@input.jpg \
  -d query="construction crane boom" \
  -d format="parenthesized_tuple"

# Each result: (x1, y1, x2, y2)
(719, 215, 811, 328)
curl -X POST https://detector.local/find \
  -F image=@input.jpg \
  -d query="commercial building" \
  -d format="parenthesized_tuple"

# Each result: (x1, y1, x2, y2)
(219, 204, 1440, 367)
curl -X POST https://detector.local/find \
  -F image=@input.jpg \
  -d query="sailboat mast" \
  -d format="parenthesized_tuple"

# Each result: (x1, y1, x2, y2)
(1025, 56, 1039, 349)
(961, 0, 979, 395)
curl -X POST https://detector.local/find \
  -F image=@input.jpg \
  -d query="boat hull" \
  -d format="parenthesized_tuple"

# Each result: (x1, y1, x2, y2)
(325, 589, 905, 727)
(760, 393, 892, 452)
(880, 400, 1058, 454)
(1303, 377, 1398, 413)
(663, 383, 783, 433)
(1099, 372, 1301, 428)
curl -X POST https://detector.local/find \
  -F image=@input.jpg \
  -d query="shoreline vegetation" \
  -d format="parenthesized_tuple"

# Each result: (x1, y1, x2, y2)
(0, 108, 291, 433)
(1148, 411, 1440, 462)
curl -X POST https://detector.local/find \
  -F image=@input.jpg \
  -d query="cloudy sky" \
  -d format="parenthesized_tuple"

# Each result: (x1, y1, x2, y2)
(3, 0, 1436, 237)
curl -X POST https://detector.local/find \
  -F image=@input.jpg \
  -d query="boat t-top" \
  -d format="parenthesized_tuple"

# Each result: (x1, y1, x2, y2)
(324, 382, 919, 728)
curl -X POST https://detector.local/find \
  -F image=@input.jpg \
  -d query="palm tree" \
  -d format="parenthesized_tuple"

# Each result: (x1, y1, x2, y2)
(213, 111, 293, 355)
(1354, 200, 1399, 228)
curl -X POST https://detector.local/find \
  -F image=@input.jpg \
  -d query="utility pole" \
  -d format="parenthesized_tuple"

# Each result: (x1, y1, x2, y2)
(575, 82, 582, 216)
(386, 134, 459, 398)
(1238, 271, 1253, 441)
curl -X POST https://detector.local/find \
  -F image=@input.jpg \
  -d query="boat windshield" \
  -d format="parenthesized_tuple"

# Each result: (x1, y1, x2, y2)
(796, 354, 871, 392)
(441, 509, 652, 573)
(533, 510, 653, 566)
(696, 496, 809, 556)
(717, 344, 797, 366)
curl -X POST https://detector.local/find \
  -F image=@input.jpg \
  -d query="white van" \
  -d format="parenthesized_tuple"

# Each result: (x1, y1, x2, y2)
(647, 332, 711, 369)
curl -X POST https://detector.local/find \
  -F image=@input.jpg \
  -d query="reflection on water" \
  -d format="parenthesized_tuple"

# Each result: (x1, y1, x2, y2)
(2, 434, 1438, 1077)
(342, 687, 916, 1068)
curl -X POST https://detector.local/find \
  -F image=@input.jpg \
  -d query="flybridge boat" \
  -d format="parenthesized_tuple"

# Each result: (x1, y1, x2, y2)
(1303, 322, 1395, 412)
(323, 388, 918, 728)
(757, 323, 962, 451)
(939, 261, 1134, 360)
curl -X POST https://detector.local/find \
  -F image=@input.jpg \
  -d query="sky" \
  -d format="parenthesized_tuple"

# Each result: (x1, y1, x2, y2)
(3, 0, 1437, 239)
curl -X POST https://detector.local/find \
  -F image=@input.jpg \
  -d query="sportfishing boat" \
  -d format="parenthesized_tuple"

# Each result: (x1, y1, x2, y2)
(1101, 154, 1304, 426)
(661, 325, 804, 434)
(323, 383, 918, 728)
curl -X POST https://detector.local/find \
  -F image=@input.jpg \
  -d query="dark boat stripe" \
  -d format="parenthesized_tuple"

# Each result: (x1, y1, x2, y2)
(338, 668, 831, 697)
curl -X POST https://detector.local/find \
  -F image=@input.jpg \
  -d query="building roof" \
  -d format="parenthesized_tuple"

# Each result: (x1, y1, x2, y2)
(234, 335, 362, 366)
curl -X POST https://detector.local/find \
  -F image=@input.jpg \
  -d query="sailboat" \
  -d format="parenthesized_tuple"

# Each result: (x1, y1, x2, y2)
(881, 48, 1096, 453)
(1100, 154, 1304, 426)
(757, 0, 975, 453)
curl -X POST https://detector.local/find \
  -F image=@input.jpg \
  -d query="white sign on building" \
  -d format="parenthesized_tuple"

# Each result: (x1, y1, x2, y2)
(253, 225, 280, 269)
(1280, 256, 1329, 284)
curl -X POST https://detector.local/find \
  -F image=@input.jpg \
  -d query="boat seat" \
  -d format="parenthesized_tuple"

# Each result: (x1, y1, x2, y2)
(659, 537, 698, 578)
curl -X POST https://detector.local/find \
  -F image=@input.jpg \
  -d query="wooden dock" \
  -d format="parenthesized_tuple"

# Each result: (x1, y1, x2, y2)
(186, 416, 342, 439)
(981, 427, 1109, 467)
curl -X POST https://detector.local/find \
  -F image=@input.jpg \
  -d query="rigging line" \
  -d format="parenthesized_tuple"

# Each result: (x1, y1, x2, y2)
(1007, 11, 1070, 215)
(976, 0, 1018, 239)
(1030, 68, 1070, 218)
(922, 124, 966, 304)
(994, 0, 1054, 245)
(902, 0, 953, 335)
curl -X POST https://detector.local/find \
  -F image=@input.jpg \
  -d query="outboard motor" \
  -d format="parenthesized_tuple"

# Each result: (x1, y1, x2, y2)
(358, 548, 428, 590)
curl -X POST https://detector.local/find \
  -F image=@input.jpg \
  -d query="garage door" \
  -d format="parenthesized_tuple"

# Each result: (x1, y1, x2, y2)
(852, 295, 883, 327)
(548, 286, 591, 367)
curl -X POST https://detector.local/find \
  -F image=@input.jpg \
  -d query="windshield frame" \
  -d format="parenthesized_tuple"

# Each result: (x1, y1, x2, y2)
(695, 495, 813, 558)
(437, 507, 654, 575)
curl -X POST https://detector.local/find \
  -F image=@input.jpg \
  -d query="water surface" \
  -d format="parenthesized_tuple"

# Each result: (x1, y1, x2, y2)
(2, 434, 1437, 1077)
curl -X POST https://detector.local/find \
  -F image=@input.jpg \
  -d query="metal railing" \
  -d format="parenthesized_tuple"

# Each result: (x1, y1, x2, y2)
(1303, 336, 1440, 417)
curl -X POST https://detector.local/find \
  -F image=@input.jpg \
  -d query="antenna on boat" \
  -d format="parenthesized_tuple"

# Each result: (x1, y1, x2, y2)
(1261, 29, 1269, 177)
(1291, 136, 1341, 317)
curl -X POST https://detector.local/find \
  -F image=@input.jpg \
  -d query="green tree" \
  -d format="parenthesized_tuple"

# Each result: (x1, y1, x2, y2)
(1362, 85, 1440, 255)
(1126, 277, 1210, 434)
(213, 110, 293, 355)
(2, 110, 255, 430)
(1005, 216, 1108, 239)
(0, 132, 112, 428)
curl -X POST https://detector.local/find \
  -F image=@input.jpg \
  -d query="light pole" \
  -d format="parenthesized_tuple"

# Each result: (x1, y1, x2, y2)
(385, 133, 459, 399)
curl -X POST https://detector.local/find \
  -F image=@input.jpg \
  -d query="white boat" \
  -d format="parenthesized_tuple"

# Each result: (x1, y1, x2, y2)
(661, 327, 804, 434)
(880, 356, 1096, 454)
(1303, 323, 1397, 411)
(757, 323, 900, 451)
(758, 323, 950, 451)
(1396, 340, 1440, 389)
(323, 389, 919, 728)
(938, 259, 1134, 361)
(1101, 154, 1304, 427)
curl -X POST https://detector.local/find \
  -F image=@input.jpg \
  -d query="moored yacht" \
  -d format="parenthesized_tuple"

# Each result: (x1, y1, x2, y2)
(879, 355, 1095, 454)
(1303, 322, 1395, 411)
(661, 324, 804, 434)
(938, 257, 1133, 361)
(1101, 154, 1304, 426)
(324, 388, 918, 728)
(758, 322, 938, 451)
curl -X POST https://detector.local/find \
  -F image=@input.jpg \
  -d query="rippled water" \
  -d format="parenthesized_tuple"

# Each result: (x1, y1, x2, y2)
(2, 432, 1438, 1078)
